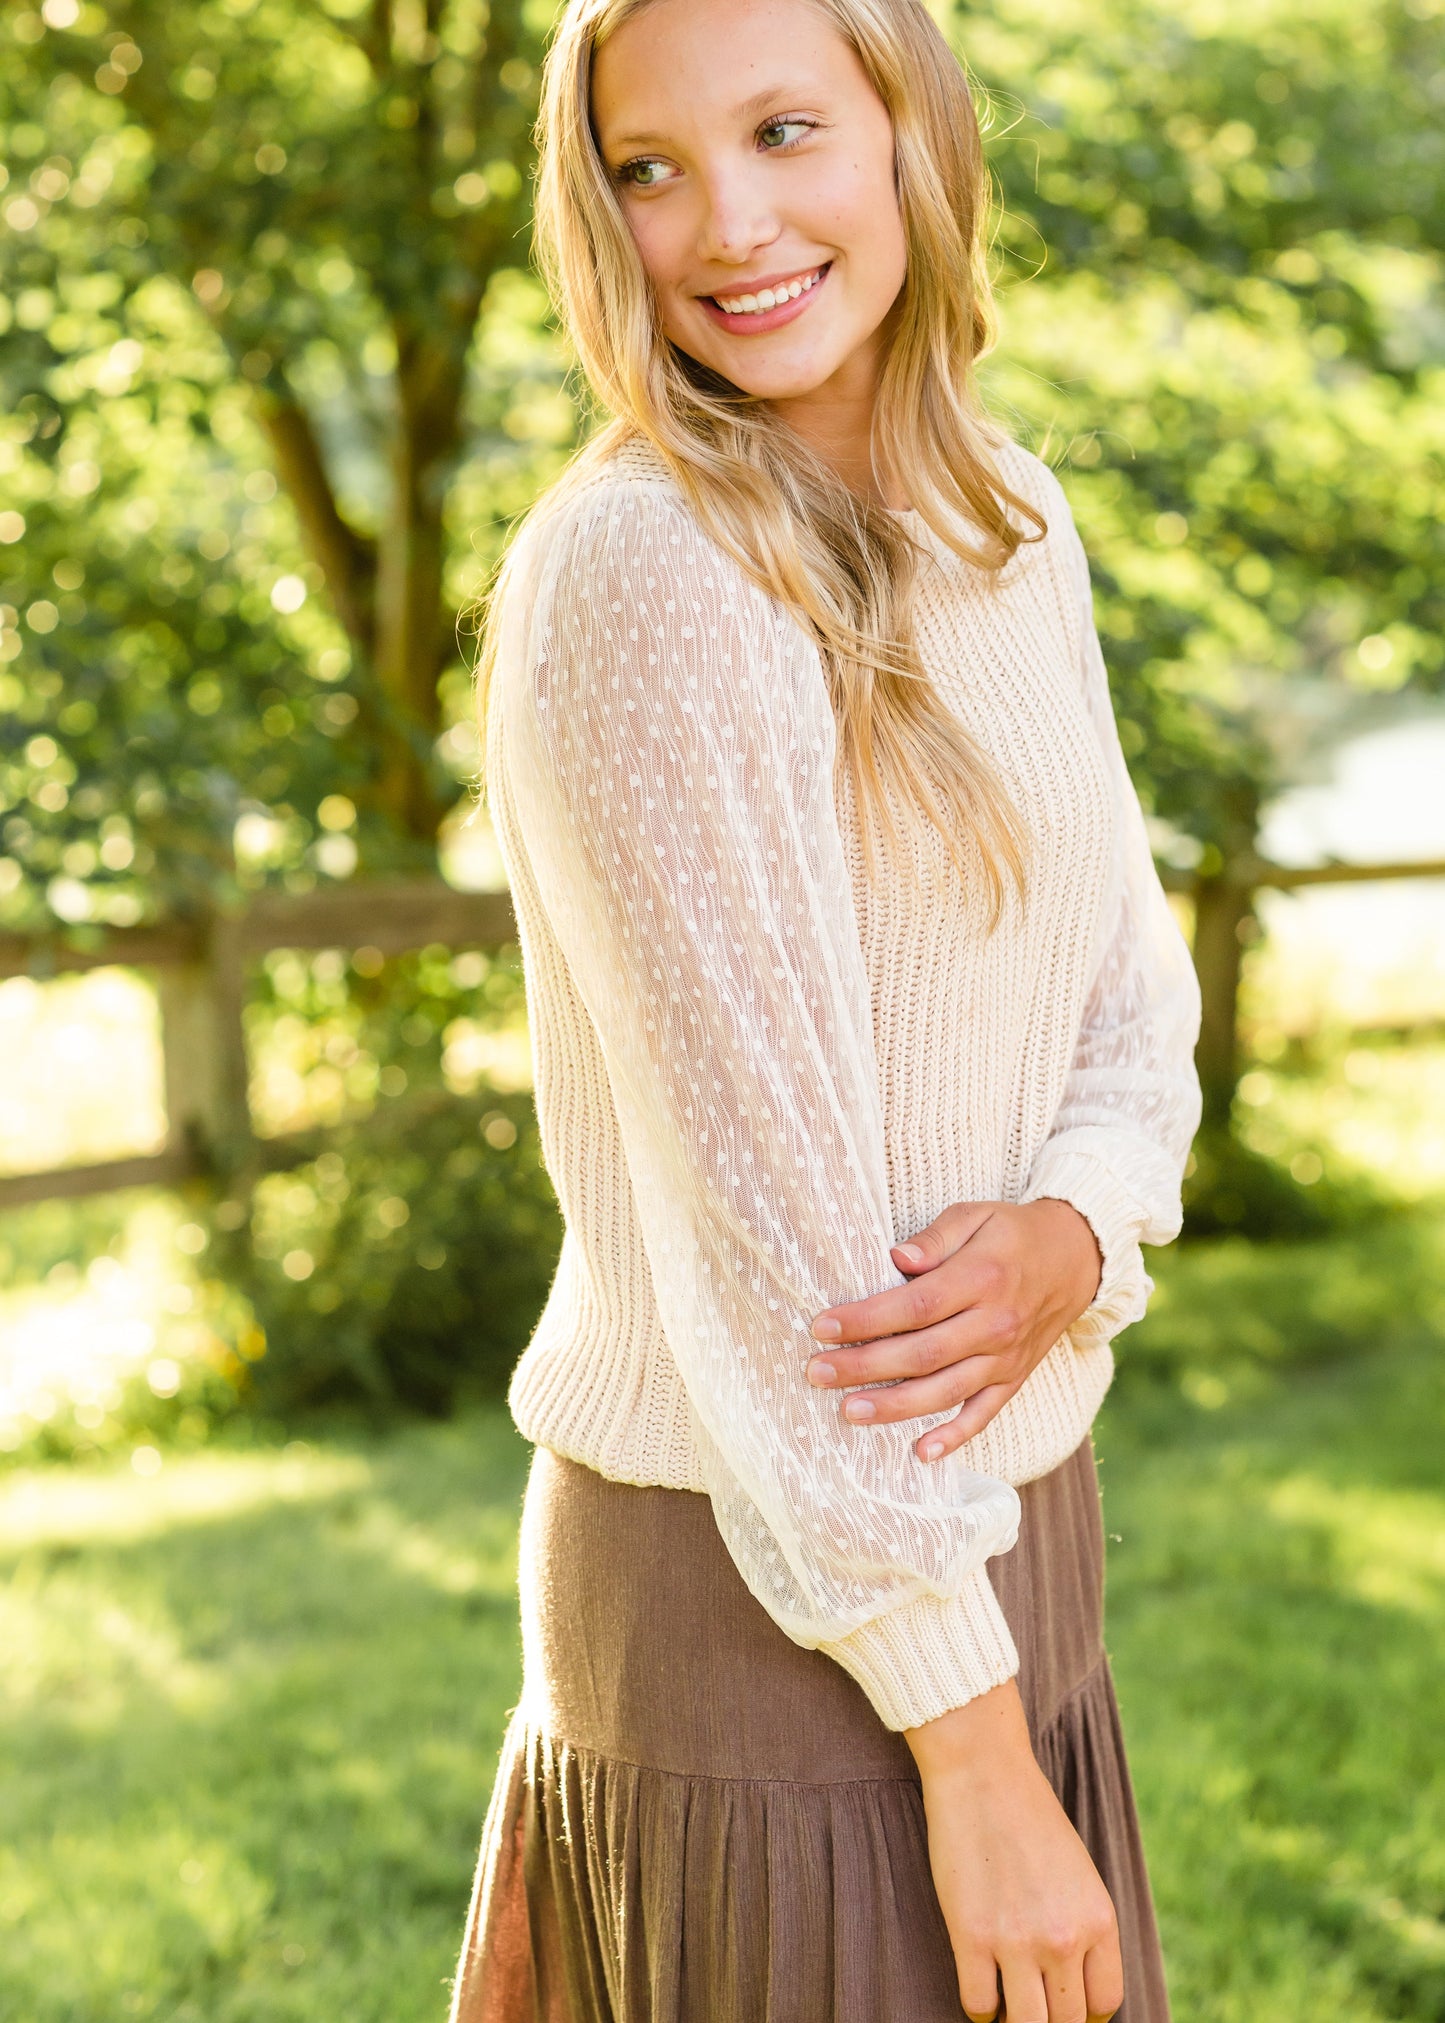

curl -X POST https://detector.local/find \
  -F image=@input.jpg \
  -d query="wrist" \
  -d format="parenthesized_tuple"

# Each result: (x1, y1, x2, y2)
(1024, 1196, 1103, 1310)
(904, 1677, 1035, 1785)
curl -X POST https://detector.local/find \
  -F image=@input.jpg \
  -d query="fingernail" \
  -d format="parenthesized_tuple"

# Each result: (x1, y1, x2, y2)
(807, 1360, 836, 1387)
(895, 1243, 925, 1264)
(844, 1396, 876, 1421)
(811, 1316, 841, 1340)
(921, 1437, 945, 1461)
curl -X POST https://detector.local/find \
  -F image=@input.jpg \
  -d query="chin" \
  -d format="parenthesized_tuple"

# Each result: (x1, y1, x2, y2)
(725, 364, 833, 401)
(681, 335, 841, 404)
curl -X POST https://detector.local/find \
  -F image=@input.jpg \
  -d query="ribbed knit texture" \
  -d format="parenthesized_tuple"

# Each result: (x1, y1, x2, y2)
(486, 434, 1201, 1730)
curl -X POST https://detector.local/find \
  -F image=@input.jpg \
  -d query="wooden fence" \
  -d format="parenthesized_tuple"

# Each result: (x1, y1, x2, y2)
(0, 879, 515, 1213)
(2, 852, 1444, 1214)
(1164, 852, 1445, 1129)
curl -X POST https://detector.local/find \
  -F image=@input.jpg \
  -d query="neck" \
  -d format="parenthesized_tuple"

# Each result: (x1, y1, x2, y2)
(765, 323, 907, 511)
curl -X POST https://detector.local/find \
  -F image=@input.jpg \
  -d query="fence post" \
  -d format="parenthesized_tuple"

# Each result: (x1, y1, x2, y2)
(156, 913, 253, 1176)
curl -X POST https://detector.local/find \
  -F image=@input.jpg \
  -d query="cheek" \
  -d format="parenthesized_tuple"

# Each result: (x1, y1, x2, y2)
(835, 188, 907, 317)
(622, 203, 688, 301)
(802, 158, 905, 286)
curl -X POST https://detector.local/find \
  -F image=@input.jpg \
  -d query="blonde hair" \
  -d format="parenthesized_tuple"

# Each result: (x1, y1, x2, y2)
(484, 0, 1043, 918)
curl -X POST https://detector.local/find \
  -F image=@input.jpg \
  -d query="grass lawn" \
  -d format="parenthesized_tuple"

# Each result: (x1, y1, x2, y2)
(2, 1244, 1443, 2020)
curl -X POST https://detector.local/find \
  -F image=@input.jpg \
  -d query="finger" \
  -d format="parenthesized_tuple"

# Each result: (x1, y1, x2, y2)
(891, 1200, 996, 1270)
(808, 1309, 1007, 1389)
(957, 1950, 1002, 2022)
(1043, 1955, 1089, 2023)
(999, 1956, 1048, 2023)
(837, 1357, 1003, 1427)
(1083, 1933, 1124, 2020)
(810, 1257, 995, 1348)
(915, 1384, 1017, 1460)
(809, 1262, 991, 1343)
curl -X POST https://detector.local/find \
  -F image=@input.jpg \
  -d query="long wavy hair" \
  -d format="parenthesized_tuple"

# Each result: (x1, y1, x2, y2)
(481, 0, 1042, 916)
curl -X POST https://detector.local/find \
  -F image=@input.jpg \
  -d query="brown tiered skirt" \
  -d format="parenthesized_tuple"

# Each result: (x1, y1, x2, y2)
(449, 1435, 1170, 2022)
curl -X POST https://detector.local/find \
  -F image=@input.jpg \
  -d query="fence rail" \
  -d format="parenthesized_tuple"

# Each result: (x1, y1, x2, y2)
(0, 879, 516, 1214)
(3, 855, 1444, 1213)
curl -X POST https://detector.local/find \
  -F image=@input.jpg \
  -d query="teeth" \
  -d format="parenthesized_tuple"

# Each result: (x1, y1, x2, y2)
(715, 268, 822, 316)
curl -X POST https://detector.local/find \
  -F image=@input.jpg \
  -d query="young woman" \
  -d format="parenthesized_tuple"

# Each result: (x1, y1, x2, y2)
(450, 0, 1202, 2017)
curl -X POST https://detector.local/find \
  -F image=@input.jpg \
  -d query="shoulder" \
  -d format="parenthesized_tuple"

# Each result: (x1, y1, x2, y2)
(503, 434, 790, 660)
(493, 438, 816, 726)
(517, 431, 708, 579)
(983, 435, 1092, 618)
(987, 435, 1077, 539)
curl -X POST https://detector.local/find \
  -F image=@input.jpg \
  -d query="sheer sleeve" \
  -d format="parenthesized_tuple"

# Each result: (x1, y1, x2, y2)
(493, 476, 1023, 1730)
(1020, 483, 1203, 1344)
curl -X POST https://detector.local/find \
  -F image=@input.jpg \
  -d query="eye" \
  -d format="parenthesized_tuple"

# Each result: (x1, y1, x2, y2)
(614, 156, 678, 189)
(757, 117, 820, 153)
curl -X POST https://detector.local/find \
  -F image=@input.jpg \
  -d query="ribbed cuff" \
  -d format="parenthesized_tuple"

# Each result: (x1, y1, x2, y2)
(820, 1567, 1021, 1732)
(1021, 1146, 1151, 1347)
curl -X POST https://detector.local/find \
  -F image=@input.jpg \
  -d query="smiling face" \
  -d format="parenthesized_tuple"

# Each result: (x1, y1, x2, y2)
(590, 0, 908, 414)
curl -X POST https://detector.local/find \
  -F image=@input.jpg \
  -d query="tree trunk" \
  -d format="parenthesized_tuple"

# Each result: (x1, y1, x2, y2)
(373, 325, 476, 840)
(254, 390, 377, 653)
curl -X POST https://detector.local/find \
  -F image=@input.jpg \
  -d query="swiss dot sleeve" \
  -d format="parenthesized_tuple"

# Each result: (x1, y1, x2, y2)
(492, 476, 1024, 1729)
(1021, 479, 1204, 1344)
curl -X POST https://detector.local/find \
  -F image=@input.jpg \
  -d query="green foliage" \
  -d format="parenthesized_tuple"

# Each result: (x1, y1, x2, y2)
(219, 938, 559, 1415)
(0, 0, 568, 922)
(1180, 1124, 1385, 1239)
(0, 25, 377, 924)
(5, 1337, 250, 1468)
(967, 0, 1445, 853)
(228, 1087, 560, 1416)
(0, 1190, 262, 1469)
(0, 938, 556, 1456)
(1125, 1207, 1445, 1405)
(242, 936, 531, 1130)
(0, 1190, 142, 1291)
(199, 937, 552, 1414)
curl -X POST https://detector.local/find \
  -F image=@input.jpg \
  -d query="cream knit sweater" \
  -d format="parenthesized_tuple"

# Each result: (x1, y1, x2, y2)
(486, 433, 1202, 1732)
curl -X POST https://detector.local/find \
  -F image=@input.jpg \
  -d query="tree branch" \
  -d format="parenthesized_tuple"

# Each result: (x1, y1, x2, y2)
(252, 386, 378, 654)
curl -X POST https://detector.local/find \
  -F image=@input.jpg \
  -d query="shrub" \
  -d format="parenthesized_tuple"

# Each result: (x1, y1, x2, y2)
(219, 1087, 561, 1417)
(1181, 1125, 1389, 1241)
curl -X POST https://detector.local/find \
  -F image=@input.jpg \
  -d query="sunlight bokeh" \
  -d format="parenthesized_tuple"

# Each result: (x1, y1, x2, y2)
(0, 1201, 213, 1454)
(0, 969, 166, 1176)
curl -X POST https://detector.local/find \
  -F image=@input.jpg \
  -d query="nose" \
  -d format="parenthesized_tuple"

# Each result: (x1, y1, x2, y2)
(694, 163, 781, 270)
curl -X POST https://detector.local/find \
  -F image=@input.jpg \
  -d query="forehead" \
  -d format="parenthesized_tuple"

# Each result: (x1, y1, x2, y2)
(591, 0, 868, 143)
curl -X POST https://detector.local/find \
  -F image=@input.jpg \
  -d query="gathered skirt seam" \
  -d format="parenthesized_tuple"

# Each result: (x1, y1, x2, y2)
(521, 1725, 923, 1792)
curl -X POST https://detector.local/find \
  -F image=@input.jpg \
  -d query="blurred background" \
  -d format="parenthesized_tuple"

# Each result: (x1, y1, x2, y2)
(1, 0, 1442, 2016)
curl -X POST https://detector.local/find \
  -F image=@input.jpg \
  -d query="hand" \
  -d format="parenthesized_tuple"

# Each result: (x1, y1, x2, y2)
(906, 1681, 1122, 2022)
(806, 1199, 1103, 1462)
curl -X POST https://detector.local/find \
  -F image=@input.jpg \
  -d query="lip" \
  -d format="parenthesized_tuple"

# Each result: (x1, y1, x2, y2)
(696, 261, 832, 336)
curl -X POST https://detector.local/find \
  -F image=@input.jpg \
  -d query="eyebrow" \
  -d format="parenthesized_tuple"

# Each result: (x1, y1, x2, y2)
(604, 81, 812, 152)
